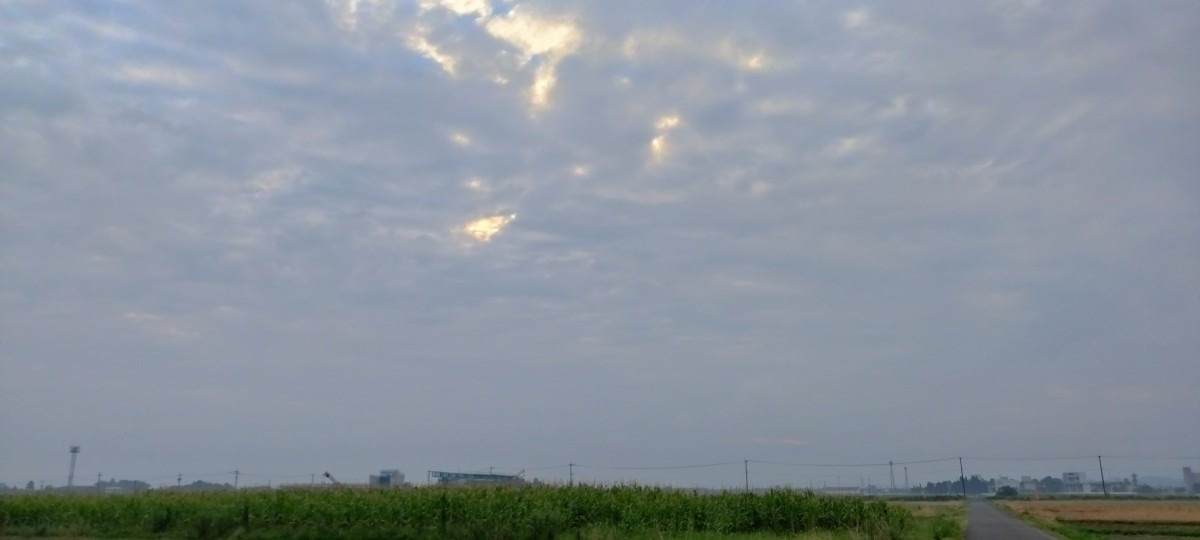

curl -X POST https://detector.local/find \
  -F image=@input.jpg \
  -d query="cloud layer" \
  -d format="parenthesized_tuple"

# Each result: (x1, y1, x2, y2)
(2, 0, 1198, 486)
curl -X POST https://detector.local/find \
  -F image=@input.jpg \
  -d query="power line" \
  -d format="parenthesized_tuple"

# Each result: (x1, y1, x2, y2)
(577, 461, 740, 471)
(750, 457, 956, 468)
(1099, 455, 1200, 460)
(963, 456, 1100, 461)
(484, 464, 571, 472)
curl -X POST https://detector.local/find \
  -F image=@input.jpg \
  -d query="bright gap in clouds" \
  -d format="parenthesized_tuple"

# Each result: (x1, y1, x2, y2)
(650, 114, 682, 162)
(462, 213, 517, 242)
(404, 0, 583, 108)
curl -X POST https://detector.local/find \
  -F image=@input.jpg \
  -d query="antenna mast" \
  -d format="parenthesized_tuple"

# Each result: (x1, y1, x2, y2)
(67, 446, 81, 488)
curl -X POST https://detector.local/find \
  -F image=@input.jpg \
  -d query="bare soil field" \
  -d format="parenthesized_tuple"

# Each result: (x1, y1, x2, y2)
(997, 499, 1200, 523)
(998, 499, 1200, 539)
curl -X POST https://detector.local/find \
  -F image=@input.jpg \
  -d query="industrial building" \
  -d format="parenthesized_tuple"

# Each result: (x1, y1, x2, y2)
(429, 471, 523, 486)
(368, 470, 405, 487)
(1185, 467, 1199, 494)
(1063, 472, 1092, 493)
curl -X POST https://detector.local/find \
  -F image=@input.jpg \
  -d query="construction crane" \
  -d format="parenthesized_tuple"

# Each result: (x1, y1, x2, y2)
(322, 471, 340, 485)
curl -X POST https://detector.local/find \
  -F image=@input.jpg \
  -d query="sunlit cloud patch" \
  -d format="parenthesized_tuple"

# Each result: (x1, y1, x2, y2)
(461, 213, 516, 242)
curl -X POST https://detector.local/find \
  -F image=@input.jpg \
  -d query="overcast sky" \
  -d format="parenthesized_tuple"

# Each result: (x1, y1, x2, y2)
(2, 0, 1198, 489)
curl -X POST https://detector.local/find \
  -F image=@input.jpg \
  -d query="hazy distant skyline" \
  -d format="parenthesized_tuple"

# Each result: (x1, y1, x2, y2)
(2, 0, 1198, 489)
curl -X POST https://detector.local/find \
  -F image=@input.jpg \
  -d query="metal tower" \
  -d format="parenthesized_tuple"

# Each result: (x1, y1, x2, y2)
(67, 446, 80, 488)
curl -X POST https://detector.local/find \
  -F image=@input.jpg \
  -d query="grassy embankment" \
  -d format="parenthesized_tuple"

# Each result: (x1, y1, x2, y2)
(0, 485, 933, 539)
(995, 498, 1200, 539)
(890, 500, 964, 540)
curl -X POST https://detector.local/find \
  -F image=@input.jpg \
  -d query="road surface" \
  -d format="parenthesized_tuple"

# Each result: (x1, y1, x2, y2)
(965, 500, 1054, 540)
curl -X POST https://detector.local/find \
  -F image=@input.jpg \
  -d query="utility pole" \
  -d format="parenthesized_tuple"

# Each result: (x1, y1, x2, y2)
(177, 474, 182, 488)
(234, 470, 239, 489)
(889, 461, 895, 492)
(568, 463, 574, 486)
(744, 460, 750, 492)
(958, 458, 967, 498)
(1098, 456, 1108, 497)
(97, 472, 102, 493)
(904, 466, 909, 491)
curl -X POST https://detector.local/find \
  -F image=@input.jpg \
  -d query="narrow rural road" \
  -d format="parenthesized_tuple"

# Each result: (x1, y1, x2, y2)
(965, 500, 1054, 540)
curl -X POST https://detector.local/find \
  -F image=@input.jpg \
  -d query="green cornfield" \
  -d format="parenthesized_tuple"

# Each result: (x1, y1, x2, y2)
(0, 485, 914, 539)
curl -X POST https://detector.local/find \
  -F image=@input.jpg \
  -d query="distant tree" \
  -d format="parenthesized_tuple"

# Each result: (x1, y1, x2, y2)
(180, 480, 233, 491)
(1135, 485, 1157, 495)
(966, 475, 990, 495)
(1039, 476, 1064, 493)
(925, 480, 957, 494)
(25, 480, 35, 491)
(996, 486, 1019, 497)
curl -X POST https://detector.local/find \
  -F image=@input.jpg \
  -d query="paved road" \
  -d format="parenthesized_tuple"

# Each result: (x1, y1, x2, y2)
(965, 500, 1054, 540)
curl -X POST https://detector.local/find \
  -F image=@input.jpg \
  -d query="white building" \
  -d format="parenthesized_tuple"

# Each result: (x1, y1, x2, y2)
(1063, 472, 1091, 493)
(994, 476, 1020, 492)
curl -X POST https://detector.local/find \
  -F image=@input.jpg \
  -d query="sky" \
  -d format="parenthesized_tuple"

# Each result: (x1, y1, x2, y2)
(1, 0, 1198, 490)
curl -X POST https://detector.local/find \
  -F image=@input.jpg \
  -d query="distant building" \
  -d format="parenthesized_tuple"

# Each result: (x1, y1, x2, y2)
(1063, 472, 1091, 493)
(1108, 478, 1135, 494)
(1019, 476, 1039, 493)
(369, 469, 405, 487)
(994, 476, 1020, 492)
(429, 471, 522, 486)
(816, 486, 861, 496)
(1185, 467, 1199, 494)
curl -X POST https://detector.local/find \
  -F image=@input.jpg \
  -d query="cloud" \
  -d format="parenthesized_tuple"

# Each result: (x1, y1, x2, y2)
(1, 0, 1198, 487)
(123, 311, 199, 340)
(406, 31, 459, 75)
(327, 0, 396, 31)
(649, 113, 682, 163)
(461, 213, 517, 242)
(420, 0, 492, 19)
(484, 7, 581, 60)
(249, 167, 305, 195)
(112, 64, 201, 87)
(842, 8, 870, 30)
(450, 131, 471, 146)
(484, 6, 581, 108)
(465, 177, 487, 191)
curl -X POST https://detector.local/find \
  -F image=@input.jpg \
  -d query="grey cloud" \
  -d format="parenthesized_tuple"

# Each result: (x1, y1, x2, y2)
(2, 0, 1198, 487)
